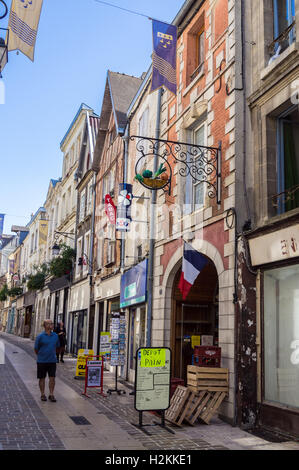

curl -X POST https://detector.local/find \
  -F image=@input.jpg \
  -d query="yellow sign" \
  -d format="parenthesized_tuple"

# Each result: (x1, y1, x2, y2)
(39, 220, 48, 246)
(140, 348, 166, 368)
(75, 349, 94, 377)
(191, 335, 201, 349)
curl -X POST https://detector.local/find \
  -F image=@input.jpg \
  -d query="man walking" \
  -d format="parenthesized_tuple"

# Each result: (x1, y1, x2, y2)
(34, 319, 60, 402)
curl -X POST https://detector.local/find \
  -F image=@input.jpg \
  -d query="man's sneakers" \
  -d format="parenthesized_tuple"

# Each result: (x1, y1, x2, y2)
(48, 395, 57, 402)
(41, 395, 47, 401)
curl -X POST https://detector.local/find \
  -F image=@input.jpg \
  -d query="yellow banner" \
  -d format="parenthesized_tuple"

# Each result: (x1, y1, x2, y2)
(75, 349, 94, 378)
(8, 0, 43, 61)
(39, 220, 48, 246)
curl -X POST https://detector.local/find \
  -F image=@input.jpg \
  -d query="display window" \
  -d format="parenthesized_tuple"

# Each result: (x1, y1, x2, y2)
(263, 264, 299, 409)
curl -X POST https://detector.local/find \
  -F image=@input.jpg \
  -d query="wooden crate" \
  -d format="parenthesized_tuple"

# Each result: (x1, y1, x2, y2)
(187, 365, 229, 393)
(165, 386, 192, 427)
(184, 391, 211, 426)
(198, 391, 227, 424)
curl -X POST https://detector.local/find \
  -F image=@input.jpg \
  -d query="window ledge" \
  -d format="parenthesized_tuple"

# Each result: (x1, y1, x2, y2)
(183, 68, 205, 97)
(261, 42, 299, 81)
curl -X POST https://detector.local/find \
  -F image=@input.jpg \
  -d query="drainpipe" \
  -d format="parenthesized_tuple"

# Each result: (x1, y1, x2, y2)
(120, 123, 130, 273)
(146, 87, 163, 347)
(86, 111, 96, 282)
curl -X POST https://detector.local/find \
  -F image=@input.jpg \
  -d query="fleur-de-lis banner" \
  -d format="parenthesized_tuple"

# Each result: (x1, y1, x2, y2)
(151, 20, 177, 95)
(7, 0, 43, 61)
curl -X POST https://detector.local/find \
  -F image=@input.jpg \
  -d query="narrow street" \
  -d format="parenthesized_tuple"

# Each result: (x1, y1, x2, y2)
(1, 331, 299, 454)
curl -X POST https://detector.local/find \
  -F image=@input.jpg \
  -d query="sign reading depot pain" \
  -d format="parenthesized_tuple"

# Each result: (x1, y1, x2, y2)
(75, 349, 94, 378)
(135, 347, 171, 412)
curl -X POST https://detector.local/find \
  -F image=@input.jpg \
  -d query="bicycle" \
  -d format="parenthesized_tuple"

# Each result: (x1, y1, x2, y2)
(0, 0, 8, 20)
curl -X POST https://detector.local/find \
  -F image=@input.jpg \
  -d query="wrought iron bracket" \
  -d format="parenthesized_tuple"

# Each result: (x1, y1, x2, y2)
(131, 135, 222, 204)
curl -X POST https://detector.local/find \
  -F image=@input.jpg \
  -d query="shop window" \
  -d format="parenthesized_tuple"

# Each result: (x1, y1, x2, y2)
(190, 30, 205, 83)
(269, 0, 295, 61)
(263, 265, 299, 410)
(106, 240, 116, 266)
(186, 13, 205, 86)
(184, 122, 207, 213)
(76, 237, 83, 278)
(136, 108, 149, 174)
(274, 106, 299, 214)
(79, 190, 86, 221)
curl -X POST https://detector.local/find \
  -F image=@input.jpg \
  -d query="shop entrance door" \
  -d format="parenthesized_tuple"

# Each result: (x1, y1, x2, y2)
(171, 257, 218, 383)
(128, 306, 146, 382)
(70, 310, 87, 355)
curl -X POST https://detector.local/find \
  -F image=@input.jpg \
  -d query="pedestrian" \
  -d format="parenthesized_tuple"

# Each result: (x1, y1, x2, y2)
(54, 321, 67, 363)
(34, 319, 60, 402)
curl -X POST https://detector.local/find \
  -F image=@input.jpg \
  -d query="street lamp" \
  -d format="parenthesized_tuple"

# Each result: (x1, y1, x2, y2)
(51, 231, 75, 256)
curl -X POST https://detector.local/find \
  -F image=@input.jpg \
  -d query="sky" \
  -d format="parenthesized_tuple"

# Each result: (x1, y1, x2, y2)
(0, 0, 183, 235)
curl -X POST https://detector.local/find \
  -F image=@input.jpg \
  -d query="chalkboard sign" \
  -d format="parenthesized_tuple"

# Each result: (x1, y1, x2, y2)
(134, 347, 171, 412)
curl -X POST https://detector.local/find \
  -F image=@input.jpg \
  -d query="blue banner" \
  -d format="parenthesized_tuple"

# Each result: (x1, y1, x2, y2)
(151, 20, 177, 95)
(0, 214, 5, 237)
(120, 259, 148, 308)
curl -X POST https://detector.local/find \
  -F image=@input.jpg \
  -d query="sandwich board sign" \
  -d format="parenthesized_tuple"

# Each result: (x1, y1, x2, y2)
(134, 347, 171, 412)
(75, 349, 94, 378)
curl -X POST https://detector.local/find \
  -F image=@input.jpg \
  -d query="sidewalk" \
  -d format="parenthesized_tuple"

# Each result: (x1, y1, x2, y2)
(1, 331, 299, 451)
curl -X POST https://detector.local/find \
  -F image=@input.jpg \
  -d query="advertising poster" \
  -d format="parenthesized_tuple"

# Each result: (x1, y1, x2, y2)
(99, 332, 111, 357)
(86, 360, 102, 388)
(135, 347, 171, 412)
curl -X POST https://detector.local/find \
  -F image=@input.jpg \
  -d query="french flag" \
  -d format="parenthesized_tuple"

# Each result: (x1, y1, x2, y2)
(178, 242, 208, 300)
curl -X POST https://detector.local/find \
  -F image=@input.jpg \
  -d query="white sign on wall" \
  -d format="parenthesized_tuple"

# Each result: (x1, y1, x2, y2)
(248, 225, 299, 266)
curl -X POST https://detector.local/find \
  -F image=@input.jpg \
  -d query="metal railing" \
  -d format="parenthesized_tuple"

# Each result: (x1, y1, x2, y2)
(268, 21, 296, 57)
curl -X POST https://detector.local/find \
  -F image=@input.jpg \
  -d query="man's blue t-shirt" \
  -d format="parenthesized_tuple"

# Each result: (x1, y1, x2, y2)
(34, 331, 60, 363)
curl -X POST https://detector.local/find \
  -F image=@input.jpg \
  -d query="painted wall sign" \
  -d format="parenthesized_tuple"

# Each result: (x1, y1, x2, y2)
(120, 259, 148, 308)
(248, 224, 299, 266)
(134, 347, 171, 412)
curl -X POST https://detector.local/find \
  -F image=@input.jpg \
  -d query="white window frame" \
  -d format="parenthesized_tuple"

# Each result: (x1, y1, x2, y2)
(76, 236, 83, 278)
(193, 122, 207, 210)
(83, 231, 91, 275)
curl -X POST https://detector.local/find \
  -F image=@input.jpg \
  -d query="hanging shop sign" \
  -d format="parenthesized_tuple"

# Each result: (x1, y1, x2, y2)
(130, 135, 222, 204)
(135, 347, 171, 412)
(75, 349, 94, 378)
(105, 194, 117, 225)
(116, 183, 132, 232)
(120, 259, 148, 308)
(248, 224, 299, 266)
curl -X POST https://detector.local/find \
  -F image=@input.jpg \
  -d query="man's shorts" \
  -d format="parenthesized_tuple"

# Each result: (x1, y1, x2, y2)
(37, 363, 56, 379)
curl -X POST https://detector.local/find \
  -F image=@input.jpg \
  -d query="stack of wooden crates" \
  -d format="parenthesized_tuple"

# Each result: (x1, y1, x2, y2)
(165, 365, 229, 426)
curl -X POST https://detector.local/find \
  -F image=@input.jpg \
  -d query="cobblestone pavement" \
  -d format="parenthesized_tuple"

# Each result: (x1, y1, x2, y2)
(0, 354, 65, 450)
(1, 332, 299, 452)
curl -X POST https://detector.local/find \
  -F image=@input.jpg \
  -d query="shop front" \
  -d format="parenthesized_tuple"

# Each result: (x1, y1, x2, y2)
(170, 257, 219, 384)
(7, 301, 16, 334)
(248, 222, 299, 436)
(23, 291, 36, 338)
(120, 259, 148, 383)
(15, 295, 24, 336)
(68, 280, 90, 356)
(94, 274, 121, 356)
